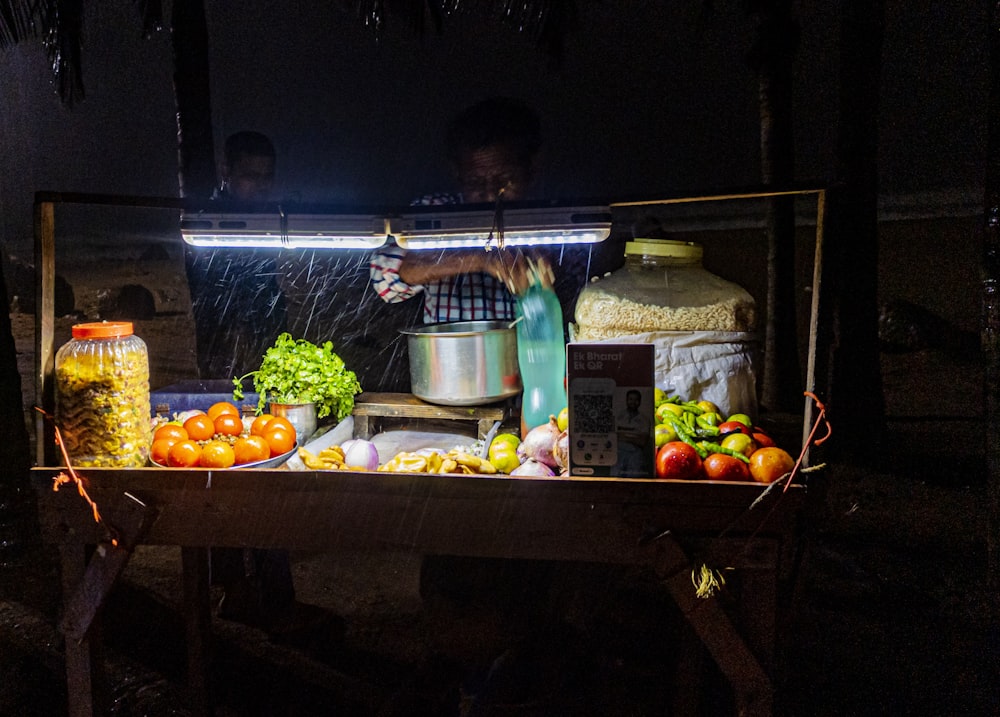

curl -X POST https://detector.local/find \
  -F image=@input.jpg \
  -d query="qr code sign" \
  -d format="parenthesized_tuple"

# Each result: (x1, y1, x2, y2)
(573, 394, 614, 434)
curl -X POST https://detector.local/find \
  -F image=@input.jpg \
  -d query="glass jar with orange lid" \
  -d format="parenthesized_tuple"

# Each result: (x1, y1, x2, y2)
(54, 321, 151, 467)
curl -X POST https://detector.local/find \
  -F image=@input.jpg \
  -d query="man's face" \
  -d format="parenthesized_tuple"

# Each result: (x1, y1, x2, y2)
(626, 392, 641, 411)
(455, 144, 533, 203)
(224, 154, 275, 202)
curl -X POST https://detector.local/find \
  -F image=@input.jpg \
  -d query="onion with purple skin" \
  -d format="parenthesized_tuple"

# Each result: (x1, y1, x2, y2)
(341, 438, 380, 471)
(509, 459, 556, 477)
(517, 417, 561, 468)
(554, 430, 569, 470)
(174, 409, 206, 424)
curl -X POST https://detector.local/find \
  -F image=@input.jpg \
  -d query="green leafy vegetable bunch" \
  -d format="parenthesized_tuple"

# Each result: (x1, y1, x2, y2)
(233, 333, 362, 421)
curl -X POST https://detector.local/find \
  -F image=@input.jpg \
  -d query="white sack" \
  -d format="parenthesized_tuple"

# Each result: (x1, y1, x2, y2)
(570, 329, 759, 418)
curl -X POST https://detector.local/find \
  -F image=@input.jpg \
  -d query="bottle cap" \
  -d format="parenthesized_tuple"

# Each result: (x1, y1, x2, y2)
(71, 321, 134, 339)
(625, 239, 703, 260)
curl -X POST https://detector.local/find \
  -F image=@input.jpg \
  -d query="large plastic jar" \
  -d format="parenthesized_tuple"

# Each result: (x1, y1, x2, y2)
(54, 321, 151, 467)
(573, 239, 758, 418)
(575, 239, 756, 338)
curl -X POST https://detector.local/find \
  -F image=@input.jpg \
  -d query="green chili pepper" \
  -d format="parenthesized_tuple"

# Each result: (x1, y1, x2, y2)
(697, 442, 751, 463)
(695, 416, 721, 435)
(663, 412, 696, 441)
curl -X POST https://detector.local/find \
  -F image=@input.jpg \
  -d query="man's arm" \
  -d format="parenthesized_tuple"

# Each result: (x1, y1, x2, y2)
(398, 249, 491, 286)
(399, 248, 552, 294)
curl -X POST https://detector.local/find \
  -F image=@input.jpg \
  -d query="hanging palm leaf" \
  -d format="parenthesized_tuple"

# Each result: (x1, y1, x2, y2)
(0, 0, 85, 103)
(0, 0, 37, 48)
(39, 0, 84, 104)
(346, 0, 576, 60)
(133, 0, 164, 38)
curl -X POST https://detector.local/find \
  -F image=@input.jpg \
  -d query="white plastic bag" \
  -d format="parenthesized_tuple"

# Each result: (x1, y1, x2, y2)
(569, 329, 759, 418)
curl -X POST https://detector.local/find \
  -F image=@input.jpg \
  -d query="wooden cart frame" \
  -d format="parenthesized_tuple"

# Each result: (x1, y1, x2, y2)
(30, 188, 827, 717)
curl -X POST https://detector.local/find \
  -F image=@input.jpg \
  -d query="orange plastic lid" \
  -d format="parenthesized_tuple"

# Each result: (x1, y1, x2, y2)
(71, 321, 134, 339)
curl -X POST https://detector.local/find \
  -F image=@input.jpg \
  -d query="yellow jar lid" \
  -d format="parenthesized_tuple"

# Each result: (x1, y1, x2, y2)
(71, 321, 134, 339)
(625, 239, 703, 259)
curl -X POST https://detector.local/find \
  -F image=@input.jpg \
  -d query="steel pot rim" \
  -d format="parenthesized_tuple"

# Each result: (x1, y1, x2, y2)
(400, 320, 514, 338)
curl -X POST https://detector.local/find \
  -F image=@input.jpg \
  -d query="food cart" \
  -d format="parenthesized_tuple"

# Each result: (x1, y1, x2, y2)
(29, 189, 827, 717)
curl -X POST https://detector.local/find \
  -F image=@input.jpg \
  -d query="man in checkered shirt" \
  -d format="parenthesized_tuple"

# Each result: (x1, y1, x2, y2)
(370, 97, 546, 322)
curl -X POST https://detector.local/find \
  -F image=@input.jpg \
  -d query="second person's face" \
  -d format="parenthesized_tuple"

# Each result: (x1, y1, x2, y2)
(226, 155, 275, 202)
(455, 144, 534, 203)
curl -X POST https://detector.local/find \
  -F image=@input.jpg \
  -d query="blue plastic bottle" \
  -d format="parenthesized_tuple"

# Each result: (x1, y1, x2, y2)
(515, 283, 567, 431)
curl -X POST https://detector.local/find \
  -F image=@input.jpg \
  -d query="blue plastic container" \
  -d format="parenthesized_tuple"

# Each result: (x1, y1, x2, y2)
(150, 379, 259, 417)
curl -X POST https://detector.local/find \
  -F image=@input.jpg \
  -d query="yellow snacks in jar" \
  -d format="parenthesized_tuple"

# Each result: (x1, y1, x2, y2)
(54, 321, 151, 467)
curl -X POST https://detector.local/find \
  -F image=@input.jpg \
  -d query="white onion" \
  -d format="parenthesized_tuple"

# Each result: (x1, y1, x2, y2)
(517, 417, 561, 468)
(341, 439, 380, 471)
(509, 459, 556, 477)
(554, 430, 569, 470)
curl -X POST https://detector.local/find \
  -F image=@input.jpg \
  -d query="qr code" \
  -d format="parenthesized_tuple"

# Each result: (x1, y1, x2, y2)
(572, 394, 614, 433)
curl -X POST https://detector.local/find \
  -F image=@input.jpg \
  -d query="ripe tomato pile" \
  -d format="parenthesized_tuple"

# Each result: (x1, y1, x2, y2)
(150, 401, 296, 469)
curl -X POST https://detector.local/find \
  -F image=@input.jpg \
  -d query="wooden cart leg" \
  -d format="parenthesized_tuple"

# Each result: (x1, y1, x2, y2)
(354, 415, 373, 440)
(738, 567, 778, 675)
(477, 418, 494, 440)
(651, 534, 774, 717)
(182, 547, 213, 717)
(59, 543, 105, 717)
(671, 622, 706, 717)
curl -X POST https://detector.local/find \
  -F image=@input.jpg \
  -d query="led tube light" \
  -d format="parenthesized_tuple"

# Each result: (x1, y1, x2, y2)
(390, 203, 612, 250)
(180, 211, 390, 249)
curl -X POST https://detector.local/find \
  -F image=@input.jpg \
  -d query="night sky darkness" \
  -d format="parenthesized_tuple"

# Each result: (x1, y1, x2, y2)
(0, 1, 988, 249)
(0, 1, 989, 393)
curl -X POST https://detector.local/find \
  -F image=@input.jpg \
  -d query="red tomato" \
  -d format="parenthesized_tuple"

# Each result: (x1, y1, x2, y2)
(748, 447, 795, 484)
(702, 453, 751, 482)
(717, 420, 752, 437)
(153, 423, 188, 443)
(213, 413, 243, 437)
(752, 432, 776, 448)
(250, 414, 275, 437)
(183, 414, 216, 442)
(150, 437, 178, 466)
(655, 441, 703, 480)
(207, 401, 240, 422)
(167, 439, 203, 467)
(199, 441, 236, 469)
(263, 416, 295, 436)
(262, 426, 295, 457)
(233, 435, 271, 465)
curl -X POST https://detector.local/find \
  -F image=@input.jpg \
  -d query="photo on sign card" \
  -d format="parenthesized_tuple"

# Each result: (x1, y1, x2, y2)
(611, 385, 655, 478)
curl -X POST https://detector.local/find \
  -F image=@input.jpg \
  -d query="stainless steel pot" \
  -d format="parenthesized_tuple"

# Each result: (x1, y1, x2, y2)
(402, 320, 521, 406)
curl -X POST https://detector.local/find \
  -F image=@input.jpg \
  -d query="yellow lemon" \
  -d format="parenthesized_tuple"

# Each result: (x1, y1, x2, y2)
(490, 433, 521, 451)
(488, 444, 521, 473)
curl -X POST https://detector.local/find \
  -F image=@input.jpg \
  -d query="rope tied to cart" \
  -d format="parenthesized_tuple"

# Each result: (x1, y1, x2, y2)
(35, 406, 121, 547)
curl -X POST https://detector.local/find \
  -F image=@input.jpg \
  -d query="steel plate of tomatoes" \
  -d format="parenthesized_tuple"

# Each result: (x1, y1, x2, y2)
(149, 399, 296, 469)
(150, 442, 296, 469)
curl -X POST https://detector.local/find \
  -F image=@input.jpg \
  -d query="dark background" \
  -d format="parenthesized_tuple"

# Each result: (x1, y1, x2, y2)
(0, 5, 995, 715)
(0, 0, 988, 256)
